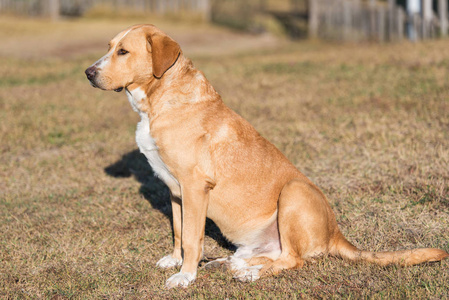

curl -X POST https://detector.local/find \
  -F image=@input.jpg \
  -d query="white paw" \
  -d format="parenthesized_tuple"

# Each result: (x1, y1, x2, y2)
(165, 271, 196, 288)
(233, 265, 263, 282)
(156, 254, 182, 268)
(224, 256, 248, 272)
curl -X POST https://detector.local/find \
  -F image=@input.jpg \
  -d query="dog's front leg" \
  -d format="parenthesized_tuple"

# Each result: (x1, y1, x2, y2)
(165, 168, 211, 288)
(156, 194, 183, 268)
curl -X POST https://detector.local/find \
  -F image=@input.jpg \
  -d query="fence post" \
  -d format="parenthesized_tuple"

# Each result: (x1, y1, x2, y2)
(422, 0, 432, 39)
(369, 0, 377, 40)
(378, 5, 385, 42)
(439, 0, 448, 36)
(308, 0, 319, 39)
(49, 0, 60, 21)
(353, 0, 361, 41)
(397, 7, 405, 41)
(387, 0, 395, 41)
(200, 0, 211, 22)
(343, 0, 351, 41)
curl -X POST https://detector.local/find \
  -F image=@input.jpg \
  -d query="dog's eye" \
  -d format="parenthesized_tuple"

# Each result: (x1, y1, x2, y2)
(118, 49, 129, 56)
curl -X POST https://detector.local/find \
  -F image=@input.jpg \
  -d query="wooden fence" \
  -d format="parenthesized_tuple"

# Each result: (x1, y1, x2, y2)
(1, 0, 448, 42)
(308, 0, 449, 42)
(0, 0, 211, 20)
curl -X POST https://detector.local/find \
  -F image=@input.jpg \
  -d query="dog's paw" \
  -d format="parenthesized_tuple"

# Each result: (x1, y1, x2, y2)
(223, 256, 248, 272)
(233, 265, 263, 282)
(156, 254, 182, 269)
(165, 271, 196, 288)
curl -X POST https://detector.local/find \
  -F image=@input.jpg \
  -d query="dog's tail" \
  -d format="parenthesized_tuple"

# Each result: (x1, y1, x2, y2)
(330, 231, 449, 266)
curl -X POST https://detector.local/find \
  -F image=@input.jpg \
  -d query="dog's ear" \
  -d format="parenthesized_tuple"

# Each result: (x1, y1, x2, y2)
(146, 28, 181, 79)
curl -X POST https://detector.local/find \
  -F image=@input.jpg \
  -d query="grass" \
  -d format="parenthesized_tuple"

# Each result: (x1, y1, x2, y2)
(1, 16, 448, 299)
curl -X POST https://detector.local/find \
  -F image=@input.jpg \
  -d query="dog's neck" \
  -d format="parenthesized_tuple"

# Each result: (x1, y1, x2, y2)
(126, 55, 221, 116)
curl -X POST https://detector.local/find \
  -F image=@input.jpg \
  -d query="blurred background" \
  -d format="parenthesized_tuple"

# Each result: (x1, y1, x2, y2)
(0, 0, 448, 42)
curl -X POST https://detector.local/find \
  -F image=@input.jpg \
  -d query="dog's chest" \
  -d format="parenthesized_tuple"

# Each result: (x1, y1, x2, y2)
(126, 88, 180, 194)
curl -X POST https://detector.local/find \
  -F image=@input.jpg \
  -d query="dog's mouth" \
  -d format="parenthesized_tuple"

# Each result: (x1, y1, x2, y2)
(88, 80, 123, 92)
(88, 80, 98, 88)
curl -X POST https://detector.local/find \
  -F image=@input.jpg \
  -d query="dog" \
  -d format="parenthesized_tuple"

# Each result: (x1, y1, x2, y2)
(85, 24, 449, 288)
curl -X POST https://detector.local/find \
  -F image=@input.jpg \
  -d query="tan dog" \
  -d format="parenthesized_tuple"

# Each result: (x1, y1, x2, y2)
(85, 24, 449, 288)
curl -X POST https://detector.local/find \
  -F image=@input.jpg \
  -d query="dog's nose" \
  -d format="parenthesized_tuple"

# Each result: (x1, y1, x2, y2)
(85, 66, 97, 81)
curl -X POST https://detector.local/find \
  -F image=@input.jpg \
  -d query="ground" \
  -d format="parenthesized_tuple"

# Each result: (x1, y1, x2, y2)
(0, 16, 448, 299)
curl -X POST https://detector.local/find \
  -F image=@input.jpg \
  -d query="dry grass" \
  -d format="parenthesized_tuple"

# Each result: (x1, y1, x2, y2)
(1, 16, 448, 299)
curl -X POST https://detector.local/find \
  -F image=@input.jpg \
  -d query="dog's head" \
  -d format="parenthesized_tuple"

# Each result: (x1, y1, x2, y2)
(85, 24, 181, 92)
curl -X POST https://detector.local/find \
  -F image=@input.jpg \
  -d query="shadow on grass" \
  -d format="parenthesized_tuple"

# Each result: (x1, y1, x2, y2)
(104, 149, 235, 253)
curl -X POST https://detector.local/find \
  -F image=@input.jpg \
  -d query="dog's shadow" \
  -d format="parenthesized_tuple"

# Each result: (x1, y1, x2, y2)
(104, 149, 235, 253)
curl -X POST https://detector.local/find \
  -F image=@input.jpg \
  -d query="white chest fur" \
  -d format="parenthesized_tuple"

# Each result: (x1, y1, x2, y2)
(126, 88, 181, 196)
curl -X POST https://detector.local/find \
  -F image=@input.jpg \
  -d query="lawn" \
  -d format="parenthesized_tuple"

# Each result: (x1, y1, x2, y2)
(0, 16, 448, 299)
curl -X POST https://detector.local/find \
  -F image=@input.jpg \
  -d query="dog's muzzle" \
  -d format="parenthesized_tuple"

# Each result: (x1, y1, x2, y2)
(84, 66, 123, 92)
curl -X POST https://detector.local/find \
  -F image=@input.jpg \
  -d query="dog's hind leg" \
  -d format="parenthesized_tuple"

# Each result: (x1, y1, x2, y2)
(233, 243, 303, 281)
(208, 178, 335, 282)
(255, 178, 337, 279)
